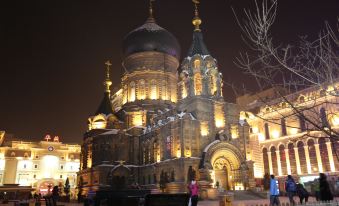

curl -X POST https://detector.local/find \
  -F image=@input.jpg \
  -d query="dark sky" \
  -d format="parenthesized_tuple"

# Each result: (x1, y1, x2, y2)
(0, 0, 337, 143)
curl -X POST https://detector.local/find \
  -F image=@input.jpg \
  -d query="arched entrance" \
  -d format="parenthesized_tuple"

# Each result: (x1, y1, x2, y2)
(203, 141, 245, 190)
(108, 164, 132, 190)
(36, 179, 59, 196)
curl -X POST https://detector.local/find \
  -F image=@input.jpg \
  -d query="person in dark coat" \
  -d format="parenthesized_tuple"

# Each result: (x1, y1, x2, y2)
(296, 183, 309, 204)
(319, 173, 333, 201)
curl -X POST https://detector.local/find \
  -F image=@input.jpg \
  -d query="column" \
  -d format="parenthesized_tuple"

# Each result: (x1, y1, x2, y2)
(268, 152, 273, 175)
(326, 142, 336, 172)
(314, 143, 323, 172)
(285, 148, 291, 174)
(304, 146, 312, 174)
(276, 150, 282, 176)
(294, 147, 302, 175)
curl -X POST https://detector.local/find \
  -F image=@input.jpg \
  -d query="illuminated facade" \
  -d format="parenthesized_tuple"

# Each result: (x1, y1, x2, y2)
(79, 3, 254, 196)
(238, 84, 339, 183)
(0, 133, 80, 197)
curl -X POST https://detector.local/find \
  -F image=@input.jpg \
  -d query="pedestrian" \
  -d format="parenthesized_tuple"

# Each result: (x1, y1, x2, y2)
(313, 178, 320, 201)
(52, 186, 59, 206)
(269, 175, 280, 206)
(296, 183, 309, 204)
(188, 178, 199, 206)
(285, 175, 296, 206)
(319, 173, 333, 201)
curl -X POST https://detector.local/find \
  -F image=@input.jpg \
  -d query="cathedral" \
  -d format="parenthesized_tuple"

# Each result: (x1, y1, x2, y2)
(78, 1, 339, 197)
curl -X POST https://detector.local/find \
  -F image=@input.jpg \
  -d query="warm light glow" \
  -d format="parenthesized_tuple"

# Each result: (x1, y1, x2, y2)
(258, 133, 265, 142)
(0, 159, 5, 170)
(138, 80, 146, 100)
(200, 122, 209, 136)
(156, 153, 161, 162)
(92, 121, 106, 129)
(214, 104, 225, 128)
(235, 182, 244, 190)
(176, 149, 181, 158)
(253, 164, 263, 178)
(42, 155, 59, 178)
(194, 73, 202, 95)
(150, 80, 157, 100)
(327, 85, 334, 92)
(210, 170, 216, 187)
(18, 160, 33, 170)
(289, 128, 299, 135)
(129, 82, 136, 102)
(215, 119, 224, 128)
(252, 127, 259, 134)
(185, 149, 191, 157)
(330, 114, 339, 126)
(231, 125, 238, 139)
(132, 113, 143, 126)
(272, 130, 280, 139)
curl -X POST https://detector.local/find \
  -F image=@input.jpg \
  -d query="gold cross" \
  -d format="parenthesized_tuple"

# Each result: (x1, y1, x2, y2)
(105, 60, 112, 68)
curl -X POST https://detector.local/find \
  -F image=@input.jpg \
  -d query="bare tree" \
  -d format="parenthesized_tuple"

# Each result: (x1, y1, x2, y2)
(232, 0, 339, 159)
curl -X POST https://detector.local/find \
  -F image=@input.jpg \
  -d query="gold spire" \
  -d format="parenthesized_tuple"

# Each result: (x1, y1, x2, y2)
(104, 60, 112, 93)
(192, 0, 202, 31)
(148, 0, 155, 21)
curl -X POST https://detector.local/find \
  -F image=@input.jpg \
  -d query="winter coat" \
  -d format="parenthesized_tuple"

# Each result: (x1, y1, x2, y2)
(270, 178, 279, 196)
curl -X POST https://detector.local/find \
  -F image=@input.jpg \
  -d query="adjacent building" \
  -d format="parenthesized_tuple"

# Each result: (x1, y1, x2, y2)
(0, 132, 81, 197)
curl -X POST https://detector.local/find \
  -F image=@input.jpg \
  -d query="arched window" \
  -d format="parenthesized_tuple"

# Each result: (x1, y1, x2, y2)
(288, 143, 297, 174)
(270, 146, 278, 175)
(297, 141, 307, 174)
(129, 81, 136, 102)
(279, 145, 287, 175)
(307, 139, 319, 173)
(194, 59, 200, 69)
(150, 80, 157, 99)
(153, 141, 160, 162)
(262, 148, 269, 175)
(264, 123, 270, 140)
(194, 73, 202, 95)
(319, 138, 331, 172)
(138, 79, 145, 100)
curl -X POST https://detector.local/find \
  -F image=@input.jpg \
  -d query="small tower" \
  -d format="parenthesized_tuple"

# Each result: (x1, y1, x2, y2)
(95, 61, 114, 116)
(178, 0, 226, 147)
(178, 0, 223, 100)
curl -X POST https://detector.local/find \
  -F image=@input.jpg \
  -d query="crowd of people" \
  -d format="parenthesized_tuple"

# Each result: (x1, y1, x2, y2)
(269, 173, 334, 206)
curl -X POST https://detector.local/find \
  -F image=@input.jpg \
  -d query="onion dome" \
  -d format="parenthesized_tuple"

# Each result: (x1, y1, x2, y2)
(122, 17, 181, 59)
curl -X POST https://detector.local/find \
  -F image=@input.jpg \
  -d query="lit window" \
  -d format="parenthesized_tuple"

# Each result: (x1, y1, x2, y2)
(150, 80, 158, 99)
(194, 73, 202, 95)
(129, 81, 136, 102)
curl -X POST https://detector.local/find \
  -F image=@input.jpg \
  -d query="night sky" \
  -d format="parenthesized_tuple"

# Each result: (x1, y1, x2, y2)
(0, 0, 337, 143)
